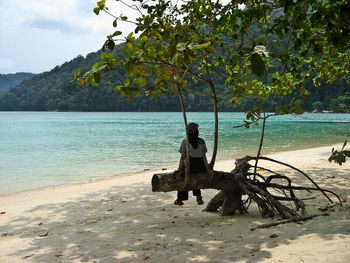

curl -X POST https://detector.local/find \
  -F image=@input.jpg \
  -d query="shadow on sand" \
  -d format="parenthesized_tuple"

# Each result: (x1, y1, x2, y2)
(1, 166, 350, 263)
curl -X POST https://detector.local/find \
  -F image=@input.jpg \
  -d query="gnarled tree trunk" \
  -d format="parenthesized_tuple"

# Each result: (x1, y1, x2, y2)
(152, 156, 341, 218)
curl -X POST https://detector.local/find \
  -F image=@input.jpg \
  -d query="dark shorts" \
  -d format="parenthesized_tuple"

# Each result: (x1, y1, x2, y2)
(177, 157, 206, 201)
(189, 157, 206, 173)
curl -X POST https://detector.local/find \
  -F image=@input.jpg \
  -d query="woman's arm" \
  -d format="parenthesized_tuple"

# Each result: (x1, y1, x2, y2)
(203, 155, 214, 178)
(178, 153, 186, 171)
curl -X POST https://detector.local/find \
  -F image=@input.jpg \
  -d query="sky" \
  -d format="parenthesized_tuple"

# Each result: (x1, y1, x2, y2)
(0, 0, 137, 74)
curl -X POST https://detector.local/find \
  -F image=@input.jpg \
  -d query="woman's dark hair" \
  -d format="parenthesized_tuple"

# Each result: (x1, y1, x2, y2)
(188, 131, 199, 149)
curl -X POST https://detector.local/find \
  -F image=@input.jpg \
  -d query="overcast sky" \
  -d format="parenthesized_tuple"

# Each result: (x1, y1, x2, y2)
(0, 0, 136, 74)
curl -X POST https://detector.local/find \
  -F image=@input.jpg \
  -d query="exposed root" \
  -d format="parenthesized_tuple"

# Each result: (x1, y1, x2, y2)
(152, 155, 342, 220)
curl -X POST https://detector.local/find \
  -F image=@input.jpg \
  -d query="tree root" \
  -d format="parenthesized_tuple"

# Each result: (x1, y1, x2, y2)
(151, 155, 342, 219)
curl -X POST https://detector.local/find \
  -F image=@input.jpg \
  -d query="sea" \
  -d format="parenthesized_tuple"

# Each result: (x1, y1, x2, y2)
(1, 111, 349, 195)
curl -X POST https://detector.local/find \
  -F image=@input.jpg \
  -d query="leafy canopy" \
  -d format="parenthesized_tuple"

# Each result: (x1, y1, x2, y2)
(76, 0, 349, 117)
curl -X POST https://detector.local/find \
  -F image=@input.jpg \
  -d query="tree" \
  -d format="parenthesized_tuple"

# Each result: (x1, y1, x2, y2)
(76, 0, 349, 218)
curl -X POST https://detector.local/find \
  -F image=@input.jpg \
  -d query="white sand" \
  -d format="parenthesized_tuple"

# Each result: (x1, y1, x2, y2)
(0, 144, 349, 263)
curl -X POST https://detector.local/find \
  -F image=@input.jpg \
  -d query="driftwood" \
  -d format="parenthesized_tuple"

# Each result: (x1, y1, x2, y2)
(250, 213, 330, 231)
(152, 156, 342, 219)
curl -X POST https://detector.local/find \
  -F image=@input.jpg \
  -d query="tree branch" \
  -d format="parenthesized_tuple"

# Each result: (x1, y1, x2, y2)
(250, 213, 330, 231)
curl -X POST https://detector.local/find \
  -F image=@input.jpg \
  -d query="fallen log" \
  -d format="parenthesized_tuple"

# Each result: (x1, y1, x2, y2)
(151, 156, 341, 218)
(152, 170, 244, 216)
(151, 170, 240, 193)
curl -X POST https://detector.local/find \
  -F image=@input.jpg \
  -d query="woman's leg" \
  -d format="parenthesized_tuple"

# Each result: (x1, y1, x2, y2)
(177, 191, 189, 201)
(192, 189, 201, 197)
(193, 190, 204, 205)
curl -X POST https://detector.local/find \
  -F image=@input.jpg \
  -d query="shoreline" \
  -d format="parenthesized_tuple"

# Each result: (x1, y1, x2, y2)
(0, 143, 347, 215)
(1, 143, 349, 263)
(0, 142, 345, 198)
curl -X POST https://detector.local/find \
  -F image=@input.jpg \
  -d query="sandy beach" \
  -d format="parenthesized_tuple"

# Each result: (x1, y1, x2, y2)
(0, 144, 349, 263)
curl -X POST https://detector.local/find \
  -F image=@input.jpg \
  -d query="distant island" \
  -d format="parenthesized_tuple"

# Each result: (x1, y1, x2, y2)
(0, 72, 35, 92)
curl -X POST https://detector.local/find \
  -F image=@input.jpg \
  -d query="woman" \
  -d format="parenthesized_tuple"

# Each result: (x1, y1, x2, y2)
(174, 122, 213, 206)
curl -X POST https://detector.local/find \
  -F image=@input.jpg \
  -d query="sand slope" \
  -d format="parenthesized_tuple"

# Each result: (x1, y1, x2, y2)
(0, 145, 349, 263)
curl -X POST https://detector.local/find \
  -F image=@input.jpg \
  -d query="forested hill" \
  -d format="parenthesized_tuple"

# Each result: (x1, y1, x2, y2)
(0, 48, 348, 112)
(0, 49, 232, 112)
(0, 73, 35, 92)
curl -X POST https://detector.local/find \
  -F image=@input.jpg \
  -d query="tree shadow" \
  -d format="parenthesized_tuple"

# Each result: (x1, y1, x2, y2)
(1, 165, 349, 263)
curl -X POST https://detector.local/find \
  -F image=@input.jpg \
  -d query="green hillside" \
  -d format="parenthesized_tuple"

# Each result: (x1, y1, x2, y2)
(0, 73, 35, 92)
(0, 48, 348, 112)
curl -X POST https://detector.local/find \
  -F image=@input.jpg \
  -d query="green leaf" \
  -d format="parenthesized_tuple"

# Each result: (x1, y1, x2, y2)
(250, 53, 266, 77)
(122, 48, 131, 58)
(114, 86, 142, 100)
(76, 77, 84, 86)
(93, 7, 100, 15)
(100, 52, 114, 62)
(192, 42, 211, 50)
(176, 42, 186, 51)
(133, 77, 147, 87)
(104, 39, 115, 50)
(93, 72, 101, 84)
(73, 69, 81, 78)
(113, 19, 117, 28)
(92, 62, 108, 72)
(97, 0, 106, 8)
(176, 54, 184, 66)
(112, 31, 122, 37)
(123, 78, 130, 86)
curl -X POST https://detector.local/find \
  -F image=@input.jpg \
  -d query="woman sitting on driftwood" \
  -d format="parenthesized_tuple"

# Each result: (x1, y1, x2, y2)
(174, 122, 214, 206)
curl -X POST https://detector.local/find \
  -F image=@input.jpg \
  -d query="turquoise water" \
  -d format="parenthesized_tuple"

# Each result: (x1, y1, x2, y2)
(1, 112, 349, 195)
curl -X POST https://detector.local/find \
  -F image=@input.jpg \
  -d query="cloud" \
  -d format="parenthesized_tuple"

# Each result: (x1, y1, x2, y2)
(0, 0, 138, 73)
(27, 18, 88, 34)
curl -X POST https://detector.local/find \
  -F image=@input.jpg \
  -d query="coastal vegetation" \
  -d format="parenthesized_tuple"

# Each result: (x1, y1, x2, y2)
(0, 7, 348, 112)
(0, 59, 348, 113)
(0, 52, 348, 112)
(78, 0, 349, 218)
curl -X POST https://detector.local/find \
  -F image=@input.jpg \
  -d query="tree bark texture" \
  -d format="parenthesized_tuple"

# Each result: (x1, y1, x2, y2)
(151, 156, 341, 219)
(152, 171, 243, 216)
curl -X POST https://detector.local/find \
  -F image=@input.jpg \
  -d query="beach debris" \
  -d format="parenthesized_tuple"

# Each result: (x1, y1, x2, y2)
(107, 208, 113, 211)
(269, 233, 278, 238)
(22, 254, 35, 259)
(318, 203, 340, 212)
(162, 168, 167, 170)
(38, 222, 43, 225)
(38, 231, 49, 237)
(250, 214, 330, 231)
(249, 248, 260, 254)
(0, 211, 6, 215)
(143, 256, 150, 260)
